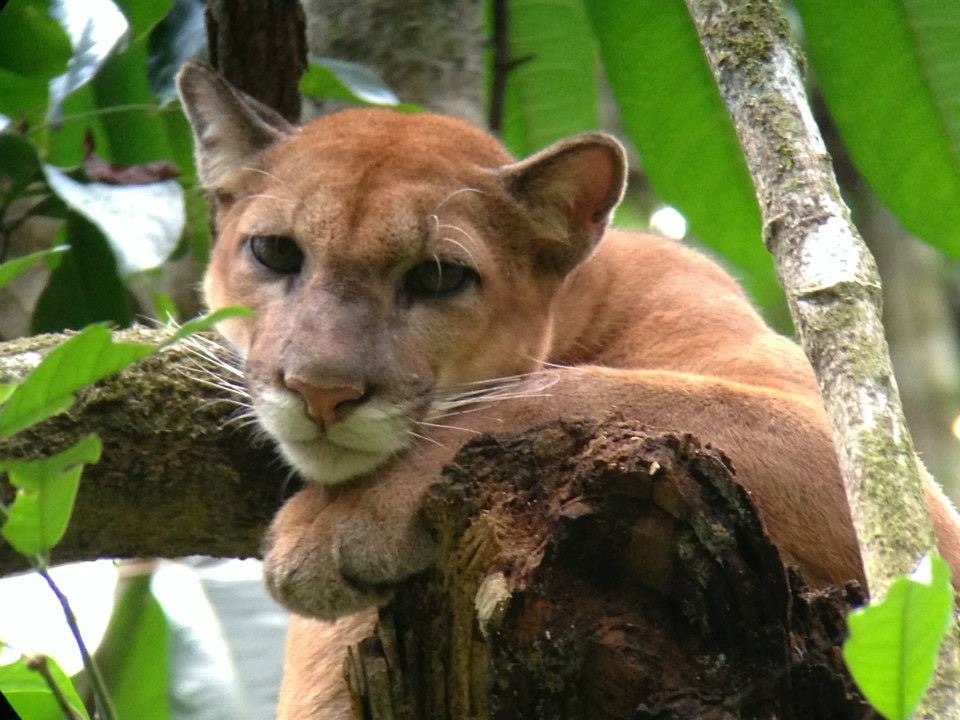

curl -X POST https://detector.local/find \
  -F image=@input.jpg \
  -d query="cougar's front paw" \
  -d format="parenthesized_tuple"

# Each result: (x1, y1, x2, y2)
(263, 527, 392, 620)
(262, 485, 391, 620)
(262, 478, 438, 620)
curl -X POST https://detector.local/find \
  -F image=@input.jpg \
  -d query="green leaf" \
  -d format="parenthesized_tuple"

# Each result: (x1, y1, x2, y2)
(0, 384, 17, 405)
(0, 0, 71, 79)
(0, 324, 153, 439)
(47, 0, 129, 121)
(0, 246, 67, 291)
(93, 574, 170, 719)
(43, 165, 184, 275)
(32, 218, 133, 333)
(111, 0, 172, 41)
(795, 0, 960, 257)
(146, 0, 207, 102)
(89, 35, 174, 165)
(0, 68, 49, 127)
(0, 435, 101, 557)
(300, 58, 413, 109)
(161, 306, 253, 348)
(497, 0, 599, 156)
(584, 1, 789, 327)
(843, 554, 954, 720)
(0, 655, 90, 720)
(0, 134, 43, 188)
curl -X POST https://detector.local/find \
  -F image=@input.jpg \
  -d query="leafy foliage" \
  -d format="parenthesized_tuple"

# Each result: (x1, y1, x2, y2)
(498, 0, 598, 155)
(843, 554, 954, 719)
(795, 0, 960, 257)
(0, 654, 90, 720)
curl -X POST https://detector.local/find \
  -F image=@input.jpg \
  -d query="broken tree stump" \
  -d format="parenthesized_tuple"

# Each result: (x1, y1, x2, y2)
(348, 419, 871, 719)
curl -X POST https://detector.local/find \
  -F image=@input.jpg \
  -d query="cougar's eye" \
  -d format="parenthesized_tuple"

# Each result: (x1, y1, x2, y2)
(402, 260, 478, 301)
(249, 235, 303, 274)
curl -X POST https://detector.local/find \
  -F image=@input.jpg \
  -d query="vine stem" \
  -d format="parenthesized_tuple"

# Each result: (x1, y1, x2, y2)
(38, 568, 117, 720)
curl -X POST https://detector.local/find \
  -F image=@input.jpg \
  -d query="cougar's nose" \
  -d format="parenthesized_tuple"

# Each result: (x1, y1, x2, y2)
(283, 377, 365, 428)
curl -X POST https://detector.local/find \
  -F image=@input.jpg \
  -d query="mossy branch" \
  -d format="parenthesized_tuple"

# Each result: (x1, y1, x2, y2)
(683, 0, 960, 714)
(0, 329, 286, 577)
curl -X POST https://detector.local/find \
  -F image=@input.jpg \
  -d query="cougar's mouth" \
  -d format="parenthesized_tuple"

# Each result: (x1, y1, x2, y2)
(255, 387, 416, 484)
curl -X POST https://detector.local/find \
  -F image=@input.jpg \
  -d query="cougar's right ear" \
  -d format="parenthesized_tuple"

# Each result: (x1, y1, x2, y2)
(176, 60, 294, 193)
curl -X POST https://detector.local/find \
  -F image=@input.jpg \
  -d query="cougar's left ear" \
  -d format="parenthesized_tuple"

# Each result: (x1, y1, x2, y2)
(176, 60, 294, 194)
(500, 133, 627, 272)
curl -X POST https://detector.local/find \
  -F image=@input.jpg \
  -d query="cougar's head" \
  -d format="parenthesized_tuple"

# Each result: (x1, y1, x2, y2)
(177, 61, 626, 484)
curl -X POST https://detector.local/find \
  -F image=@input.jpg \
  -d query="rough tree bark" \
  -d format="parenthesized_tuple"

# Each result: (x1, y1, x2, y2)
(348, 420, 870, 719)
(302, 0, 484, 125)
(205, 0, 307, 122)
(684, 0, 960, 714)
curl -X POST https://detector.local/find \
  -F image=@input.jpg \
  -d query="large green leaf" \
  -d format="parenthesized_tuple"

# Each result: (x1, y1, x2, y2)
(112, 0, 172, 41)
(0, 68, 49, 128)
(31, 217, 133, 333)
(843, 554, 954, 720)
(90, 37, 174, 166)
(43, 165, 184, 275)
(93, 574, 170, 720)
(47, 0, 129, 121)
(795, 0, 960, 256)
(0, 324, 153, 439)
(0, 655, 90, 720)
(0, 0, 71, 79)
(0, 434, 101, 557)
(584, 2, 788, 326)
(498, 0, 599, 156)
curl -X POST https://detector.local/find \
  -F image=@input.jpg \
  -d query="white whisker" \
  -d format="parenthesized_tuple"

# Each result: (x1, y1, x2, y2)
(432, 186, 490, 212)
(440, 236, 477, 268)
(406, 430, 445, 448)
(414, 420, 481, 435)
(244, 166, 292, 190)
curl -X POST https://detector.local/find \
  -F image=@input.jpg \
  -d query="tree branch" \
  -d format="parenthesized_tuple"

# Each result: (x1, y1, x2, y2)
(350, 420, 869, 718)
(683, 0, 960, 713)
(0, 329, 286, 576)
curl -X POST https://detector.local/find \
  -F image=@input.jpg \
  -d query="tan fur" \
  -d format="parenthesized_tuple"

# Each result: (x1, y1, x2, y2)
(176, 62, 960, 719)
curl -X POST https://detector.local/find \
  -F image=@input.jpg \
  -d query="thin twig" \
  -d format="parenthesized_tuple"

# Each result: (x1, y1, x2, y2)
(488, 0, 510, 134)
(38, 569, 117, 720)
(25, 654, 82, 720)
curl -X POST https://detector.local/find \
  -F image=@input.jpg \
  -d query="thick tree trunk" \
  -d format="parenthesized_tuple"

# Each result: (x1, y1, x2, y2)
(348, 419, 870, 719)
(205, 0, 308, 122)
(302, 0, 485, 124)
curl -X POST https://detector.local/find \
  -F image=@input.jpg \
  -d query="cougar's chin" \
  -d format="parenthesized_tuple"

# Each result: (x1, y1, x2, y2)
(277, 439, 393, 485)
(254, 388, 413, 484)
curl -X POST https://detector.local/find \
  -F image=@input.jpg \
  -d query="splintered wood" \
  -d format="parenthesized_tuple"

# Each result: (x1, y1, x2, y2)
(347, 419, 870, 719)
